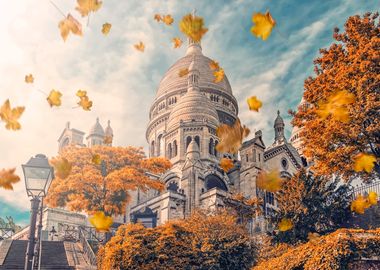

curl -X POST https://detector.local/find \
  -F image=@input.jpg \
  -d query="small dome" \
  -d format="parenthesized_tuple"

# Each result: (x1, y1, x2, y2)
(186, 139, 200, 159)
(105, 120, 113, 136)
(89, 118, 105, 136)
(274, 110, 284, 126)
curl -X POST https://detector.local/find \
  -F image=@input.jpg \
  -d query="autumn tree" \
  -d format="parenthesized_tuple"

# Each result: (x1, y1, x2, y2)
(45, 145, 171, 215)
(270, 169, 352, 244)
(97, 211, 257, 270)
(291, 12, 380, 182)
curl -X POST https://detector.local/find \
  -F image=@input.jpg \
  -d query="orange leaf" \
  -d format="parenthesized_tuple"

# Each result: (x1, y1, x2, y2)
(247, 96, 262, 112)
(0, 168, 20, 190)
(92, 154, 101, 165)
(134, 41, 145, 52)
(102, 23, 112, 35)
(368, 191, 378, 206)
(47, 90, 62, 107)
(257, 169, 283, 192)
(353, 153, 376, 173)
(172, 37, 183, 48)
(25, 74, 34, 83)
(220, 158, 234, 172)
(162, 14, 174, 26)
(154, 14, 162, 22)
(76, 0, 102, 17)
(213, 68, 224, 83)
(50, 157, 72, 179)
(250, 11, 276, 41)
(178, 68, 189, 78)
(58, 14, 83, 42)
(0, 99, 25, 130)
(76, 90, 93, 111)
(89, 211, 113, 232)
(278, 218, 293, 232)
(179, 13, 208, 42)
(350, 194, 371, 214)
(209, 60, 220, 71)
(216, 118, 250, 154)
(316, 90, 355, 123)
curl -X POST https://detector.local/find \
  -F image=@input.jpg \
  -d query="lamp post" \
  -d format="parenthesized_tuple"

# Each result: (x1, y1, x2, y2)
(22, 154, 54, 270)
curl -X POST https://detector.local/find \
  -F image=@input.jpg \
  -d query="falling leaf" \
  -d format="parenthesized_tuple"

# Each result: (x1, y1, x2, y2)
(50, 157, 72, 179)
(179, 13, 208, 42)
(89, 211, 113, 232)
(257, 169, 283, 192)
(216, 118, 250, 154)
(154, 14, 162, 22)
(353, 153, 376, 173)
(247, 96, 262, 112)
(0, 100, 25, 130)
(0, 168, 20, 190)
(178, 68, 189, 77)
(103, 135, 113, 145)
(162, 14, 174, 25)
(47, 90, 62, 107)
(76, 0, 102, 17)
(220, 158, 234, 172)
(102, 23, 112, 35)
(134, 41, 145, 52)
(213, 68, 225, 83)
(58, 14, 83, 42)
(92, 154, 101, 165)
(209, 60, 220, 71)
(25, 74, 34, 83)
(350, 194, 371, 214)
(250, 11, 276, 41)
(278, 218, 293, 232)
(172, 37, 183, 48)
(368, 191, 378, 206)
(316, 90, 355, 123)
(76, 90, 93, 111)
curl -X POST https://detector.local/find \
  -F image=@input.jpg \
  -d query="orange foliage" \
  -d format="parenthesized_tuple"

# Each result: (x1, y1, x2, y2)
(45, 145, 171, 215)
(253, 228, 380, 270)
(291, 13, 380, 182)
(98, 211, 256, 270)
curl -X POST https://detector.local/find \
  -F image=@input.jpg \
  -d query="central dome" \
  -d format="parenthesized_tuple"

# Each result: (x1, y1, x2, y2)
(155, 43, 233, 99)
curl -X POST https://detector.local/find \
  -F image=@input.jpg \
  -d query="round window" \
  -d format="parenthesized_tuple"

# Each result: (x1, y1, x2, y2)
(281, 158, 288, 169)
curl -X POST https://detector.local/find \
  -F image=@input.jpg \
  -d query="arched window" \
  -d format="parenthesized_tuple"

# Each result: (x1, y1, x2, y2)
(173, 140, 178, 157)
(253, 149, 257, 162)
(246, 154, 249, 162)
(157, 134, 164, 156)
(214, 140, 219, 157)
(209, 138, 214, 155)
(186, 136, 192, 149)
(151, 141, 155, 156)
(205, 174, 228, 191)
(168, 143, 172, 159)
(194, 136, 200, 149)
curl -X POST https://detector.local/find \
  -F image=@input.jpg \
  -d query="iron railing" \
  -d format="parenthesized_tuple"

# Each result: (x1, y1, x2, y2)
(78, 227, 98, 266)
(352, 180, 380, 199)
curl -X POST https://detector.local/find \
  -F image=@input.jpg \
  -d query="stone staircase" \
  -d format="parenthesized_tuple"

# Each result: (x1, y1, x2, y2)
(0, 240, 96, 269)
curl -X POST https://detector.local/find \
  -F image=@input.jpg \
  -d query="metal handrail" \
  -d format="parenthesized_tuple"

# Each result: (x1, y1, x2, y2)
(352, 180, 380, 199)
(78, 227, 97, 266)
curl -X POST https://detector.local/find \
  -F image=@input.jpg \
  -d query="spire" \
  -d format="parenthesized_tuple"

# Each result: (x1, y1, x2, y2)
(105, 120, 113, 136)
(187, 54, 200, 91)
(185, 9, 203, 56)
(274, 110, 286, 144)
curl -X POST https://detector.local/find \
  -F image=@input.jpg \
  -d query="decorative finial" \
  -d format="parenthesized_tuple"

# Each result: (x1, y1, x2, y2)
(192, 8, 197, 18)
(277, 110, 280, 116)
(96, 117, 99, 122)
(107, 120, 111, 126)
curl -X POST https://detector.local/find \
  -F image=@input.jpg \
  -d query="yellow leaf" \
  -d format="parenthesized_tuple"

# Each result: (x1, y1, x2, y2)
(0, 99, 25, 130)
(178, 68, 189, 77)
(78, 96, 93, 111)
(247, 96, 262, 112)
(103, 135, 113, 145)
(213, 68, 224, 83)
(76, 90, 87, 98)
(353, 153, 376, 173)
(50, 157, 72, 179)
(316, 90, 355, 123)
(220, 158, 234, 172)
(351, 194, 371, 214)
(102, 23, 112, 35)
(76, 0, 102, 17)
(209, 60, 220, 71)
(134, 41, 145, 52)
(89, 211, 113, 232)
(25, 74, 34, 83)
(216, 118, 250, 154)
(47, 90, 62, 107)
(257, 169, 283, 192)
(250, 11, 276, 41)
(92, 154, 101, 165)
(278, 218, 293, 232)
(162, 14, 174, 26)
(154, 14, 162, 22)
(0, 168, 20, 190)
(368, 191, 378, 206)
(179, 13, 208, 42)
(58, 14, 83, 42)
(172, 37, 183, 48)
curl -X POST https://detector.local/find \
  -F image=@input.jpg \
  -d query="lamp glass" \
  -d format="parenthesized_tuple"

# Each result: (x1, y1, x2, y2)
(23, 166, 53, 197)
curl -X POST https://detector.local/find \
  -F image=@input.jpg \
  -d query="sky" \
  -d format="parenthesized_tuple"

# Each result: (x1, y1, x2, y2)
(0, 0, 378, 225)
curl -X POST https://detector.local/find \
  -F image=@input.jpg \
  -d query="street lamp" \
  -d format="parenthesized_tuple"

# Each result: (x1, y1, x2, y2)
(22, 154, 54, 270)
